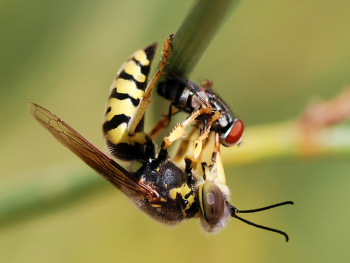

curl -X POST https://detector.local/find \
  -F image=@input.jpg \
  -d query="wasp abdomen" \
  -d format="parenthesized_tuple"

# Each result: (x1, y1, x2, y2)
(103, 44, 157, 161)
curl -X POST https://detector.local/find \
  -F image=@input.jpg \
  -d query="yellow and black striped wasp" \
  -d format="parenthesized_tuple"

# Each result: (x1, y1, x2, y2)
(28, 34, 293, 240)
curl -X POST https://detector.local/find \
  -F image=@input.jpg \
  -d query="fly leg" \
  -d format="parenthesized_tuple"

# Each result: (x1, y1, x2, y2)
(160, 106, 213, 151)
(199, 132, 226, 185)
(153, 106, 213, 168)
(183, 111, 221, 174)
(211, 131, 221, 165)
(171, 125, 198, 164)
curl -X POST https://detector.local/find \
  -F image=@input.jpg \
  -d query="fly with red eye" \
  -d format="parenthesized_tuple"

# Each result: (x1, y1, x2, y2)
(157, 77, 245, 147)
(155, 75, 245, 174)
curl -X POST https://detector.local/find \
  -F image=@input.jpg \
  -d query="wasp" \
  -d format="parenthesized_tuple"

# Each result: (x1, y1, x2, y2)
(27, 34, 293, 240)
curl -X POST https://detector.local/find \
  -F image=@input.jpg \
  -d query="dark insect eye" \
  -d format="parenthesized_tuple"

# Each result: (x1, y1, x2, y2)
(225, 119, 244, 146)
(200, 182, 224, 224)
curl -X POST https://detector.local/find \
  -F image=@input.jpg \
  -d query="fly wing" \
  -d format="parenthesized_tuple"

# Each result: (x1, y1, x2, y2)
(174, 76, 209, 107)
(27, 103, 159, 200)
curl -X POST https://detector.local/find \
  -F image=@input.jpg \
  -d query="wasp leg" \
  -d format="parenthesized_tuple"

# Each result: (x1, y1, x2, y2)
(128, 34, 174, 143)
(183, 111, 221, 173)
(171, 125, 198, 164)
(203, 132, 226, 184)
(199, 132, 226, 185)
(169, 125, 199, 186)
(211, 132, 221, 164)
(149, 104, 179, 140)
(166, 103, 179, 127)
(160, 106, 213, 151)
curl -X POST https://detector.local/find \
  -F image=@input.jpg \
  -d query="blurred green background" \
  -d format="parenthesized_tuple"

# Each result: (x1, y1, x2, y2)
(1, 0, 350, 262)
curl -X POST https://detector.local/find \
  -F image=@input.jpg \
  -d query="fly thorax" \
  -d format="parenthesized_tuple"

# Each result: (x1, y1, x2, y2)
(191, 91, 208, 109)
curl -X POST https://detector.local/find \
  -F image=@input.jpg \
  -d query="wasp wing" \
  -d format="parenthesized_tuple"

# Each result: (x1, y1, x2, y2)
(27, 103, 159, 200)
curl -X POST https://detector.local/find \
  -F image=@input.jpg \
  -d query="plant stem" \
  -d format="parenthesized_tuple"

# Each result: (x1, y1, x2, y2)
(167, 0, 242, 78)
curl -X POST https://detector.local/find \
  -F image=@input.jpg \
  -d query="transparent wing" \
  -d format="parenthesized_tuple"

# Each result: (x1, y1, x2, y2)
(27, 102, 159, 200)
(172, 75, 209, 107)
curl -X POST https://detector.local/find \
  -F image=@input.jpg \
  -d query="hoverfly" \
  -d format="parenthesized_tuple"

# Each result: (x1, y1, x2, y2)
(28, 34, 293, 240)
(154, 75, 245, 176)
(157, 77, 245, 147)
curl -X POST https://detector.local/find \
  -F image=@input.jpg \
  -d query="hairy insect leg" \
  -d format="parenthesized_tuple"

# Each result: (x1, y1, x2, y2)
(211, 132, 221, 164)
(199, 133, 226, 185)
(149, 104, 179, 140)
(171, 125, 198, 164)
(160, 106, 213, 151)
(183, 111, 221, 173)
(128, 34, 174, 143)
(210, 132, 226, 184)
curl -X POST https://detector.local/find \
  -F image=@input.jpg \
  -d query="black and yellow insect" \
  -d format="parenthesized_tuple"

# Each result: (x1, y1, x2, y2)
(157, 77, 245, 148)
(27, 35, 293, 241)
(155, 79, 244, 178)
(102, 43, 157, 161)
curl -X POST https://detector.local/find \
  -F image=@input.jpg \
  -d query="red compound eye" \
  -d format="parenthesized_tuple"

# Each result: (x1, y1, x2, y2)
(225, 119, 244, 145)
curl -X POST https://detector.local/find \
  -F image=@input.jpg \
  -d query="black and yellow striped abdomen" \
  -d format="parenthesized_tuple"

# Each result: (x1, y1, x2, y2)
(103, 44, 157, 161)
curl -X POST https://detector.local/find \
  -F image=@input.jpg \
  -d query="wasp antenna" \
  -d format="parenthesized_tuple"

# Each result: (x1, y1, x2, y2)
(238, 201, 294, 214)
(234, 214, 290, 242)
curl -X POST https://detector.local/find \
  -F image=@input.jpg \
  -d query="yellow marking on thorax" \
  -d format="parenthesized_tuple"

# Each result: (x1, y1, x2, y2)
(133, 50, 150, 66)
(169, 183, 191, 199)
(185, 195, 195, 212)
(106, 123, 134, 145)
(114, 78, 144, 99)
(124, 61, 146, 83)
(105, 98, 136, 121)
(169, 183, 195, 211)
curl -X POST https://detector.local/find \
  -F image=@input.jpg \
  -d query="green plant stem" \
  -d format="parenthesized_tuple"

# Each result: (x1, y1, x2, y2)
(167, 0, 241, 77)
(0, 164, 106, 226)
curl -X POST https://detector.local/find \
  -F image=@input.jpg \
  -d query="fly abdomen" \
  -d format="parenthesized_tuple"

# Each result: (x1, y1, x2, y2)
(157, 78, 197, 113)
(103, 44, 157, 161)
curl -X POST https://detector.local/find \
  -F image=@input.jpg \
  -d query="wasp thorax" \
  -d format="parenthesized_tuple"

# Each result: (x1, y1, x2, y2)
(222, 118, 244, 147)
(200, 182, 225, 224)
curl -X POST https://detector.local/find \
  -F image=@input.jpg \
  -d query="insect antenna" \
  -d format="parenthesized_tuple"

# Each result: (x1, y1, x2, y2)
(228, 201, 294, 242)
(239, 201, 294, 213)
(234, 214, 290, 242)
